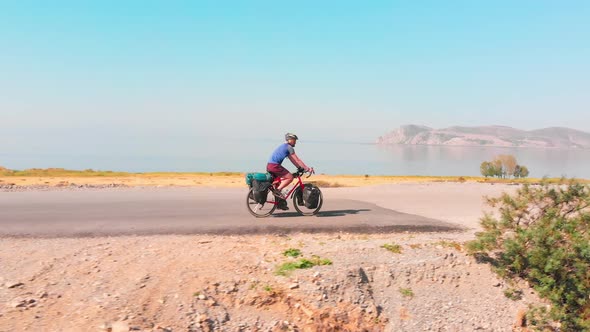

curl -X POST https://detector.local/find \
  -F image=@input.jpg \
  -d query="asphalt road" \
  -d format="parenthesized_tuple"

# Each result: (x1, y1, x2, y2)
(0, 188, 462, 238)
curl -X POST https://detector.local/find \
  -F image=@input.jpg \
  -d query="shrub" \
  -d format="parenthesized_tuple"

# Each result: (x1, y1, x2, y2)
(434, 240, 463, 251)
(275, 255, 332, 276)
(503, 288, 523, 301)
(399, 287, 414, 298)
(381, 243, 402, 254)
(467, 180, 590, 331)
(283, 248, 302, 258)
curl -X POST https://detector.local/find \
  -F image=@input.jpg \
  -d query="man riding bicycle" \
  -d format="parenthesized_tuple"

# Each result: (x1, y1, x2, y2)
(267, 133, 314, 204)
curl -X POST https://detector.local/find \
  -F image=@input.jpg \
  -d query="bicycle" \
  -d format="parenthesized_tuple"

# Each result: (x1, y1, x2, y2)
(246, 168, 323, 218)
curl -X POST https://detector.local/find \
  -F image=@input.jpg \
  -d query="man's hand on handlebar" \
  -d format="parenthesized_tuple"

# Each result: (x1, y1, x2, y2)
(296, 167, 315, 176)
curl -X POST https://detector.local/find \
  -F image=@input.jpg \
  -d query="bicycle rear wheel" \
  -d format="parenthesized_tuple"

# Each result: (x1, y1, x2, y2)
(293, 187, 323, 216)
(246, 187, 277, 217)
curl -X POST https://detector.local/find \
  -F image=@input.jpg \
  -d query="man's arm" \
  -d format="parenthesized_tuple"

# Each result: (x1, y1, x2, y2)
(288, 153, 310, 171)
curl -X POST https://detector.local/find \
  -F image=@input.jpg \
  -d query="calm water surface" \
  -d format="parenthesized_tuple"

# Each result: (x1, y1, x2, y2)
(3, 140, 589, 178)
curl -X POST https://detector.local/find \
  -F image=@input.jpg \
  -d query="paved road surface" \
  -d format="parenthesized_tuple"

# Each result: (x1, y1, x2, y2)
(0, 188, 462, 237)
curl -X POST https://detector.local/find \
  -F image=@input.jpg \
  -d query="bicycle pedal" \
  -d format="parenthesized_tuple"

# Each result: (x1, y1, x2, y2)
(272, 190, 286, 200)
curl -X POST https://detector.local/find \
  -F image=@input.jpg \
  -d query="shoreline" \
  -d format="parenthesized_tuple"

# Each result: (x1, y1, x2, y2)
(1, 170, 584, 189)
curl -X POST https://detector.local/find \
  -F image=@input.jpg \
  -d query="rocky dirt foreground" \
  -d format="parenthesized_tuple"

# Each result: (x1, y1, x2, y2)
(0, 231, 543, 332)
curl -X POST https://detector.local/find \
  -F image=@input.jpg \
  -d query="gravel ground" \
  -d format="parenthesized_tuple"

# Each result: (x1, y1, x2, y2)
(0, 183, 545, 331)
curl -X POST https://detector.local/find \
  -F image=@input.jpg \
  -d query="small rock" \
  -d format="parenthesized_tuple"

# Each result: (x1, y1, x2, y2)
(198, 294, 206, 300)
(10, 299, 27, 308)
(112, 321, 130, 332)
(288, 283, 299, 289)
(98, 322, 112, 331)
(6, 282, 24, 289)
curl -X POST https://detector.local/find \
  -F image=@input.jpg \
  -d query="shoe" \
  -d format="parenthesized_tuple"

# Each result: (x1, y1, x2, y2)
(277, 199, 289, 210)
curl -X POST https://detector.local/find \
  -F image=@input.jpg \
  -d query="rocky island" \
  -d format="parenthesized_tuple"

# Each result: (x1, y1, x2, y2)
(377, 125, 590, 149)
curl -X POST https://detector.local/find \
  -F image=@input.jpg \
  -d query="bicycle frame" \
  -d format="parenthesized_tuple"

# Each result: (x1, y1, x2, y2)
(267, 174, 305, 205)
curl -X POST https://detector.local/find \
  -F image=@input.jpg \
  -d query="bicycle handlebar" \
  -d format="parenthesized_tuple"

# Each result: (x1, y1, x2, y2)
(293, 167, 314, 178)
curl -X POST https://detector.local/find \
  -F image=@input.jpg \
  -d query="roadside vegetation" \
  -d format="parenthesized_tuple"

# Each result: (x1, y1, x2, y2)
(467, 179, 590, 331)
(381, 243, 403, 254)
(282, 248, 302, 258)
(275, 255, 332, 276)
(399, 287, 415, 299)
(434, 240, 464, 251)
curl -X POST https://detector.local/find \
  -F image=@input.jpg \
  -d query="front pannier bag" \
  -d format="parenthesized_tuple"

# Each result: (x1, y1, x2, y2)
(302, 184, 320, 209)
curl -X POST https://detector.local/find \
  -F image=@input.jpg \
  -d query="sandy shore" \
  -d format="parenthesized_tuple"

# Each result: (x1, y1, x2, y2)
(0, 181, 539, 331)
(0, 173, 509, 189)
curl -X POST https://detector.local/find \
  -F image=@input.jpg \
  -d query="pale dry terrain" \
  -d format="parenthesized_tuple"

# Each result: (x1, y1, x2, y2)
(0, 172, 500, 189)
(0, 179, 546, 331)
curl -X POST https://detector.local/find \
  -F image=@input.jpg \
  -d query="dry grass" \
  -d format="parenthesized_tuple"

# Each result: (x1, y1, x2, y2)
(434, 240, 464, 251)
(0, 166, 587, 188)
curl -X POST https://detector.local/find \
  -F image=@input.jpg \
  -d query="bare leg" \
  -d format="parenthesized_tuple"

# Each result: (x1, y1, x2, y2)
(277, 173, 294, 191)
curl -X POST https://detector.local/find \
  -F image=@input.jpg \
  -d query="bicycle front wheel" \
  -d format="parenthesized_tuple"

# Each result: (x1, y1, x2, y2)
(246, 187, 277, 217)
(293, 187, 323, 216)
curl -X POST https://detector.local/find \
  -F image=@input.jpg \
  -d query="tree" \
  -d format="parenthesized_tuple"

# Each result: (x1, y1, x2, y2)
(480, 160, 502, 178)
(480, 161, 495, 178)
(491, 159, 503, 178)
(480, 155, 528, 179)
(519, 165, 529, 178)
(468, 180, 590, 330)
(513, 165, 530, 178)
(494, 154, 517, 178)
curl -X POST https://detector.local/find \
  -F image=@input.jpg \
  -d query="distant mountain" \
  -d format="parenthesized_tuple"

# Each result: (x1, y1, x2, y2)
(376, 125, 590, 149)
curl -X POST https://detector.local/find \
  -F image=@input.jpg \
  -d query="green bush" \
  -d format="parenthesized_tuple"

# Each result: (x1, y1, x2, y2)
(468, 180, 590, 331)
(381, 243, 402, 254)
(275, 255, 332, 276)
(283, 248, 302, 258)
(399, 287, 414, 298)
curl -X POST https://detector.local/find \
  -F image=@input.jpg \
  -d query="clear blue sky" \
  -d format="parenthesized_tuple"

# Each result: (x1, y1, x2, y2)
(1, 0, 589, 150)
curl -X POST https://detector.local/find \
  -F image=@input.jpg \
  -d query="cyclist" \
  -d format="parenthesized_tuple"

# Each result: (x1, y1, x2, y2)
(267, 133, 314, 203)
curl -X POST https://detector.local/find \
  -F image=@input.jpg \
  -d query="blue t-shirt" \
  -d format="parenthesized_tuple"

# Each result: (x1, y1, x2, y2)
(268, 143, 295, 164)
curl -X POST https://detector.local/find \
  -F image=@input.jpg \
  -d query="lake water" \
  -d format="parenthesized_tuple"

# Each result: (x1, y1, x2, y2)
(2, 140, 590, 179)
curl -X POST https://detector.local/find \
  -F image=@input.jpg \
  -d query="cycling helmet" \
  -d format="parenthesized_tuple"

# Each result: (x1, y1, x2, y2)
(285, 133, 299, 141)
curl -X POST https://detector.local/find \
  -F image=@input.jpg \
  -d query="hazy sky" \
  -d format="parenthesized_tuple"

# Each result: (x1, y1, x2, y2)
(1, 0, 589, 149)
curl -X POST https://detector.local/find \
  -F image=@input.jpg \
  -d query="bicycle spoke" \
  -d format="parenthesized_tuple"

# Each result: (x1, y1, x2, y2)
(246, 187, 277, 217)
